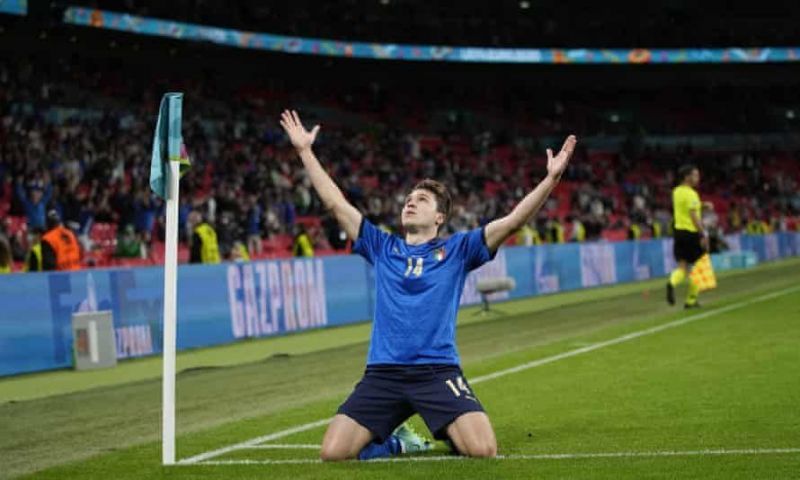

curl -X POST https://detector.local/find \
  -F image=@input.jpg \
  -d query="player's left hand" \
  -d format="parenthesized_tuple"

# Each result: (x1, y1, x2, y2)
(546, 135, 577, 180)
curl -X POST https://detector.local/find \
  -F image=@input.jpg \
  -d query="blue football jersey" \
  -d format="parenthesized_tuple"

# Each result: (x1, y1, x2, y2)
(353, 219, 496, 365)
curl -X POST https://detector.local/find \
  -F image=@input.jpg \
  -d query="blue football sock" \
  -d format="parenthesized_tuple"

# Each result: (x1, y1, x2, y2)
(358, 435, 403, 460)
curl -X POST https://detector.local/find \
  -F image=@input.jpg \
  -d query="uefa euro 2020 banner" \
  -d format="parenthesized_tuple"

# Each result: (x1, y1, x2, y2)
(0, 233, 798, 377)
(0, 0, 26, 16)
(62, 7, 800, 65)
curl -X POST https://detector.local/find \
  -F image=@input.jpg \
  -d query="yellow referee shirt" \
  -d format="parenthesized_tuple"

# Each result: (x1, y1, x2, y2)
(672, 185, 701, 232)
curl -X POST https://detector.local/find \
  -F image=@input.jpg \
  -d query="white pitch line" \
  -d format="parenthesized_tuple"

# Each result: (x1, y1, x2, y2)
(185, 448, 800, 466)
(244, 444, 321, 450)
(178, 284, 800, 465)
(177, 419, 330, 465)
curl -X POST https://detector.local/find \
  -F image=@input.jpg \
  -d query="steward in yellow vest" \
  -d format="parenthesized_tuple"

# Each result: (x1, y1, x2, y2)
(189, 211, 221, 264)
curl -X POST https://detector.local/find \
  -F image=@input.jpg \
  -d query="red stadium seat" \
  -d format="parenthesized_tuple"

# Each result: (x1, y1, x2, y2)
(90, 223, 118, 250)
(5, 216, 27, 236)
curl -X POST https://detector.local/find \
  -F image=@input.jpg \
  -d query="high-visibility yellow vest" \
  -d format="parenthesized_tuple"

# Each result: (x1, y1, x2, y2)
(573, 222, 586, 242)
(194, 223, 221, 264)
(25, 243, 42, 272)
(292, 233, 314, 257)
(652, 222, 662, 238)
(550, 222, 565, 243)
(236, 243, 250, 262)
(745, 221, 762, 235)
(516, 224, 541, 246)
(629, 223, 642, 240)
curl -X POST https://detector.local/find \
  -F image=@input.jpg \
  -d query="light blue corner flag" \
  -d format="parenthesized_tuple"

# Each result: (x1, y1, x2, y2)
(150, 92, 190, 199)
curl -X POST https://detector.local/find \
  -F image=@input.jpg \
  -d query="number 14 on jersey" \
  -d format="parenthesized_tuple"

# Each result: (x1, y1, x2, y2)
(405, 257, 424, 277)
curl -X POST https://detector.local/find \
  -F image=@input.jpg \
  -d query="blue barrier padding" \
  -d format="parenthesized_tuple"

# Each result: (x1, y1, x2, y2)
(1, 233, 797, 376)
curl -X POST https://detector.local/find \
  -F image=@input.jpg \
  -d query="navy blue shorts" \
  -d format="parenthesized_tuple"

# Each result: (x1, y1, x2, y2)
(337, 364, 485, 442)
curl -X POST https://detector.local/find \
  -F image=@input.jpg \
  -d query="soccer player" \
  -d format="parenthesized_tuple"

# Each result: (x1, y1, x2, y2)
(666, 164, 709, 308)
(279, 110, 577, 461)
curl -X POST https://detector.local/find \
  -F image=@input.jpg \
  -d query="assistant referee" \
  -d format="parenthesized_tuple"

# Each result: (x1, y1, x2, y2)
(667, 164, 708, 308)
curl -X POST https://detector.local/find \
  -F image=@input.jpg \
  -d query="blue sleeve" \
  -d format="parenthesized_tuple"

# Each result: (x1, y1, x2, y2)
(352, 218, 389, 265)
(459, 227, 496, 272)
(15, 182, 29, 205)
(42, 184, 52, 203)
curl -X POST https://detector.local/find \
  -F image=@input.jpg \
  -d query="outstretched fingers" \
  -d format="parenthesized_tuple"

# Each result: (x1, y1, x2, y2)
(279, 110, 294, 131)
(560, 135, 577, 157)
(546, 135, 578, 176)
(280, 109, 311, 134)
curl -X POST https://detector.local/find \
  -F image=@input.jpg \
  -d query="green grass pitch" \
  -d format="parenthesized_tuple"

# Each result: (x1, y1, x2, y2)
(2, 258, 799, 479)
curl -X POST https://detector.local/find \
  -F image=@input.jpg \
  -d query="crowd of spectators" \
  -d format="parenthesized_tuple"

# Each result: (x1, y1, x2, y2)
(1, 55, 799, 272)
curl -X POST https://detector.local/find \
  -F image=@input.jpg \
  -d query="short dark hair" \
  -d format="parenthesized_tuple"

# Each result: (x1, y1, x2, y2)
(411, 179, 452, 224)
(46, 209, 61, 230)
(678, 164, 698, 182)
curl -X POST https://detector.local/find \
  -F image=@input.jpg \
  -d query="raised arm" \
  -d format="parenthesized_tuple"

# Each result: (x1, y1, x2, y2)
(484, 135, 577, 252)
(279, 110, 362, 241)
(15, 178, 28, 204)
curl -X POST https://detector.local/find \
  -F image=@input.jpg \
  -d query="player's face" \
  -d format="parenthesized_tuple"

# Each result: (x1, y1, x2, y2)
(401, 189, 443, 231)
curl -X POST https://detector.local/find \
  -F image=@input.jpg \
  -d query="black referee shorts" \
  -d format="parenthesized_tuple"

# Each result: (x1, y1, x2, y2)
(673, 229, 704, 264)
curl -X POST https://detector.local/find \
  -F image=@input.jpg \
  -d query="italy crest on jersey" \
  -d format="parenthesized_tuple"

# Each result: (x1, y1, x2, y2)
(434, 247, 446, 262)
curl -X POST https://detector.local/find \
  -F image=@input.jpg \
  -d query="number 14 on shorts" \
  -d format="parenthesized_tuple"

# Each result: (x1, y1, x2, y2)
(445, 376, 477, 402)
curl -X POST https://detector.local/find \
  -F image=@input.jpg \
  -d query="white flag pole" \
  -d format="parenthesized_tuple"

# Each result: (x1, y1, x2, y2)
(161, 151, 181, 465)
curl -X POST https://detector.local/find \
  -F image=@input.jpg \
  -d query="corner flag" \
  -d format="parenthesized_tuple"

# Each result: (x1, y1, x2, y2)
(150, 92, 190, 199)
(150, 92, 188, 465)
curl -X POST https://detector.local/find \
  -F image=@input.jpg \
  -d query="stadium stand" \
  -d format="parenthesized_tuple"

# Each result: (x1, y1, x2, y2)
(1, 21, 799, 270)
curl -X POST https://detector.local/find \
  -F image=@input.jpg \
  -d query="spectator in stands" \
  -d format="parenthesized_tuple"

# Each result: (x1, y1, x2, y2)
(547, 217, 566, 243)
(133, 188, 160, 254)
(113, 182, 136, 232)
(3, 51, 800, 267)
(115, 224, 143, 258)
(727, 202, 743, 233)
(25, 227, 43, 272)
(67, 185, 97, 253)
(649, 218, 663, 238)
(231, 240, 251, 262)
(516, 220, 541, 246)
(0, 234, 11, 274)
(178, 197, 192, 243)
(745, 214, 770, 235)
(41, 210, 81, 271)
(627, 221, 642, 241)
(188, 211, 221, 264)
(292, 224, 314, 257)
(215, 211, 241, 260)
(15, 176, 52, 230)
(568, 215, 586, 242)
(245, 195, 263, 257)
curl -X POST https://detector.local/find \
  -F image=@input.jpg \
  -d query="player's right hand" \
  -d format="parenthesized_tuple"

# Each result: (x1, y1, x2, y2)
(280, 110, 320, 153)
